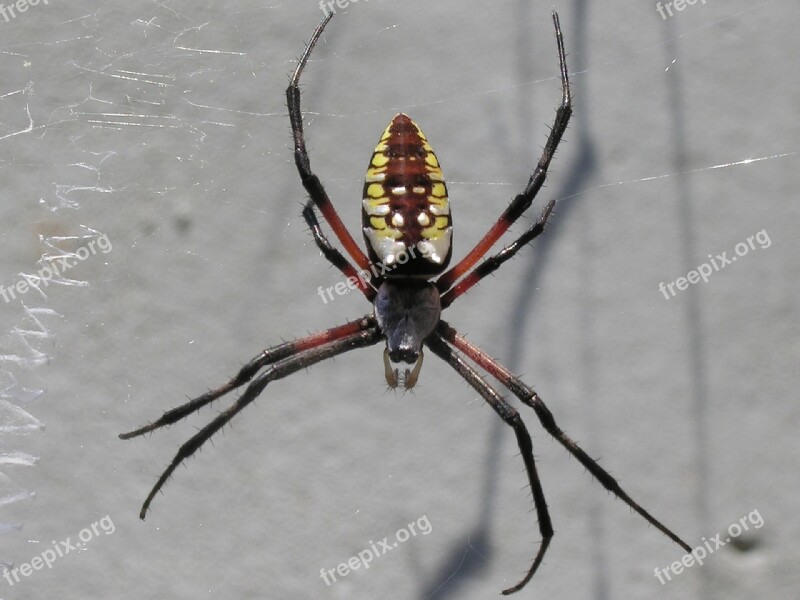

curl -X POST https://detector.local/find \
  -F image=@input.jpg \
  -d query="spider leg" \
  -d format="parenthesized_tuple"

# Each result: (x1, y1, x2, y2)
(134, 324, 381, 520)
(286, 12, 371, 273)
(440, 200, 554, 308)
(119, 317, 376, 440)
(425, 334, 552, 596)
(303, 201, 377, 300)
(436, 12, 571, 294)
(436, 320, 692, 555)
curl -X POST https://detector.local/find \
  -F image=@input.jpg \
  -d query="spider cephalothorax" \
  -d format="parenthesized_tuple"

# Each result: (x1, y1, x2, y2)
(374, 279, 441, 388)
(121, 11, 690, 595)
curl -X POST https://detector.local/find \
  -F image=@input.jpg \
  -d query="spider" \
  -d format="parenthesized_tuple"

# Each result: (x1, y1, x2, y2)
(121, 11, 691, 595)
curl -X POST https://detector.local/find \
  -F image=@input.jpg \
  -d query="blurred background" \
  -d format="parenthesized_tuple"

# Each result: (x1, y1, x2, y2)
(1, 1, 798, 598)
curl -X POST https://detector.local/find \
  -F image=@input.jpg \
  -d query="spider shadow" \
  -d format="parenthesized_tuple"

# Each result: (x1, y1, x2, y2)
(418, 1, 600, 597)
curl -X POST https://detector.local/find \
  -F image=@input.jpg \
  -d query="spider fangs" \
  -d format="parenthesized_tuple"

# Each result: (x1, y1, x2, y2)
(121, 11, 691, 595)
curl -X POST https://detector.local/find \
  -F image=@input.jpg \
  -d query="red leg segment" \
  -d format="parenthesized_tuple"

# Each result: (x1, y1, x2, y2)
(286, 12, 371, 273)
(120, 316, 375, 440)
(436, 320, 692, 555)
(436, 12, 571, 294)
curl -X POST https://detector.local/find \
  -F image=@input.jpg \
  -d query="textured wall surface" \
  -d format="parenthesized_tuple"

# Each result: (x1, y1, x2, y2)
(1, 1, 797, 599)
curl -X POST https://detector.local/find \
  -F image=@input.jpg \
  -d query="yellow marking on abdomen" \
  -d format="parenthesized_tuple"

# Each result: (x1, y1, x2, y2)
(366, 183, 385, 198)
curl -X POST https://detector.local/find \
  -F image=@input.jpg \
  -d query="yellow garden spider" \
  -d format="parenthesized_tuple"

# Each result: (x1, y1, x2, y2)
(121, 11, 690, 594)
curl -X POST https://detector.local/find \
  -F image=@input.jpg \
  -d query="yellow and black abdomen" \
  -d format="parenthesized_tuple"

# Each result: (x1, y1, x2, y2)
(361, 113, 452, 278)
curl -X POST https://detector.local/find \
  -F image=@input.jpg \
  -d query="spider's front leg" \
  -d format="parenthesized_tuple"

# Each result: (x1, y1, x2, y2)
(436, 320, 692, 555)
(119, 316, 380, 518)
(425, 334, 552, 595)
(120, 317, 376, 439)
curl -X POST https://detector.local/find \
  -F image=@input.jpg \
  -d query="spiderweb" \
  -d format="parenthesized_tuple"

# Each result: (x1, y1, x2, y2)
(0, 2, 796, 599)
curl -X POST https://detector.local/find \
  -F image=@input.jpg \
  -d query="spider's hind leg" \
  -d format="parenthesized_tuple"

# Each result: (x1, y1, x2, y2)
(287, 12, 372, 274)
(440, 199, 555, 308)
(303, 201, 376, 300)
(435, 11, 571, 295)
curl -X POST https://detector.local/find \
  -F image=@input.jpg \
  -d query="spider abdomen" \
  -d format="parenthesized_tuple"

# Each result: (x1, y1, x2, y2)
(362, 113, 452, 278)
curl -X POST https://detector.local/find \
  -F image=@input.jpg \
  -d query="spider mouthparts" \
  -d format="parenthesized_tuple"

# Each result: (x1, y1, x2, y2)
(382, 348, 424, 390)
(383, 348, 399, 388)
